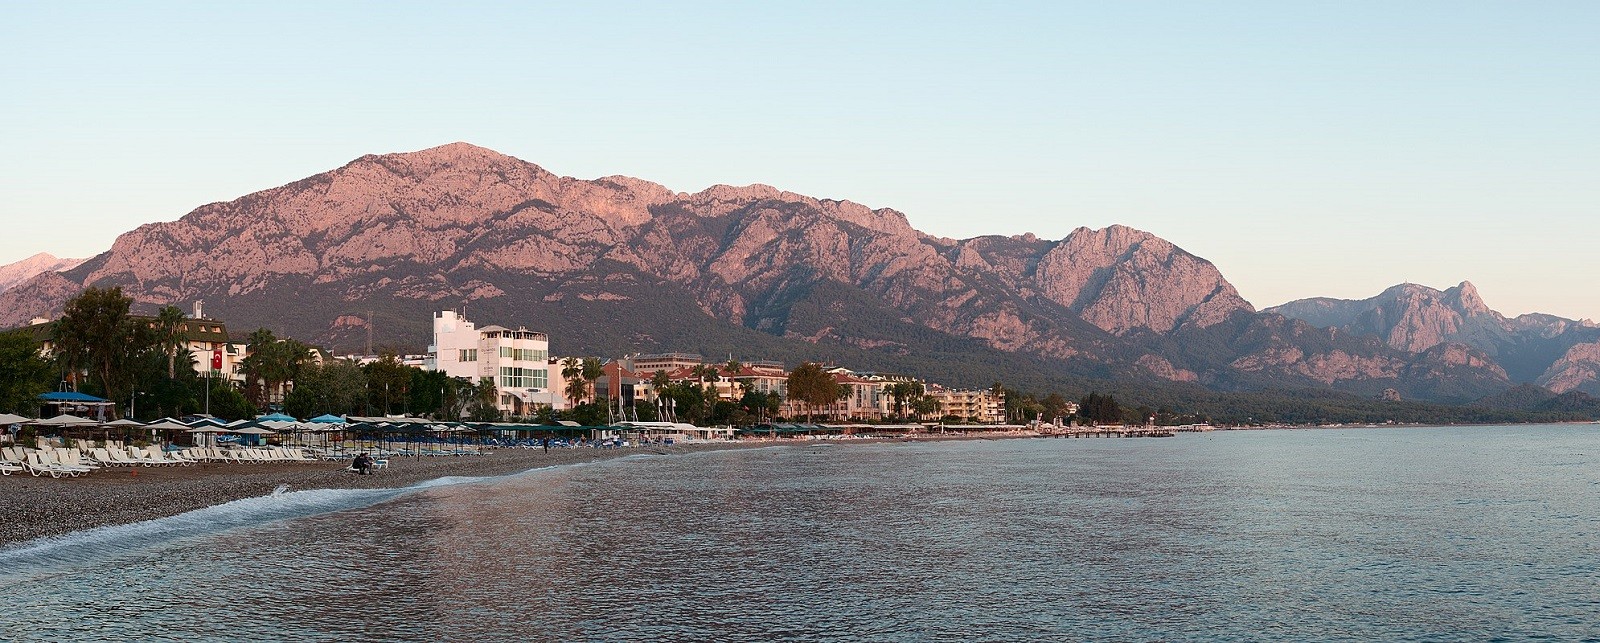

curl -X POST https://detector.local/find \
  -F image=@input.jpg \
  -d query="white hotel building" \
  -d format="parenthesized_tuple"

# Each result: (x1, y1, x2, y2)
(425, 310, 555, 416)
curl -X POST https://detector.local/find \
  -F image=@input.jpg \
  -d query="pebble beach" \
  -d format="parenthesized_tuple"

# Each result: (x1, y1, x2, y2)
(0, 441, 764, 546)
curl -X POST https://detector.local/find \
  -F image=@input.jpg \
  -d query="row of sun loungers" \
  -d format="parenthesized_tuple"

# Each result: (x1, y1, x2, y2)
(0, 444, 322, 478)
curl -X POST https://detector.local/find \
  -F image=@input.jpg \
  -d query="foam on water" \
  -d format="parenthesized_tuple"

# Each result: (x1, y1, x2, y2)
(0, 461, 585, 576)
(0, 486, 404, 577)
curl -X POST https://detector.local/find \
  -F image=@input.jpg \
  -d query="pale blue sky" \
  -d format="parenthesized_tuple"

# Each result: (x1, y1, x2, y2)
(2, 2, 1596, 319)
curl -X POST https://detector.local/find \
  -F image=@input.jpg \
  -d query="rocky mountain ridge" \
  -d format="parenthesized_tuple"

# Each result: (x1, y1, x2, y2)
(0, 142, 1582, 404)
(1268, 282, 1600, 393)
(0, 253, 83, 294)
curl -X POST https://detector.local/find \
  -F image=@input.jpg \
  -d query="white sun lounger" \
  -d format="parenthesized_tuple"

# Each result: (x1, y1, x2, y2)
(124, 447, 168, 466)
(56, 448, 100, 470)
(143, 446, 192, 466)
(25, 451, 83, 478)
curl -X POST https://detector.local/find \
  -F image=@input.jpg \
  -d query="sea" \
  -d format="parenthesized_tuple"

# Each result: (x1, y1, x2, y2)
(2, 425, 1597, 642)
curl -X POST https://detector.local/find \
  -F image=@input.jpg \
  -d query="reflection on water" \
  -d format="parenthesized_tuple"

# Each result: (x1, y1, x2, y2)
(3, 426, 1599, 641)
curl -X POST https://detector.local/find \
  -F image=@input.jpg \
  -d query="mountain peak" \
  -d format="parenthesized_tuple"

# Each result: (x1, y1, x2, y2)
(0, 252, 84, 294)
(1033, 224, 1253, 334)
(1444, 280, 1491, 316)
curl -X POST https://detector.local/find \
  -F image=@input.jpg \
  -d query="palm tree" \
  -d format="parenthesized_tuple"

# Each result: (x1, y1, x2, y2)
(560, 357, 586, 407)
(723, 359, 749, 399)
(581, 357, 604, 403)
(692, 363, 724, 402)
(153, 305, 187, 380)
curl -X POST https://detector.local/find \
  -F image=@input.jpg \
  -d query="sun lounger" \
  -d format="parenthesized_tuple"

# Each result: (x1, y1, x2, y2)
(56, 448, 100, 470)
(149, 447, 195, 465)
(30, 449, 91, 475)
(25, 451, 84, 478)
(0, 460, 21, 475)
(125, 447, 168, 466)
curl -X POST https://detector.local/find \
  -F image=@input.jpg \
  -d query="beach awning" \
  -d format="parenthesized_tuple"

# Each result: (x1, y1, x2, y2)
(38, 391, 110, 403)
(233, 427, 274, 435)
(33, 414, 100, 426)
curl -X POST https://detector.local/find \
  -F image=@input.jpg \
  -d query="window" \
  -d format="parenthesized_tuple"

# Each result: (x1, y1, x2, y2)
(459, 349, 477, 362)
(499, 367, 548, 389)
(498, 347, 547, 362)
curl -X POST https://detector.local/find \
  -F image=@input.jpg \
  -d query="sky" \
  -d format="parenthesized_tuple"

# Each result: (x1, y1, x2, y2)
(2, 2, 1596, 319)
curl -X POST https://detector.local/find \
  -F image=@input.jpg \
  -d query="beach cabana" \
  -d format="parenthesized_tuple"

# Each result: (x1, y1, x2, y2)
(37, 391, 115, 421)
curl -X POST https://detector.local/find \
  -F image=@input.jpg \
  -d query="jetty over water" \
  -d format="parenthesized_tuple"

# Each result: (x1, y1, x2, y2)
(1040, 423, 1214, 438)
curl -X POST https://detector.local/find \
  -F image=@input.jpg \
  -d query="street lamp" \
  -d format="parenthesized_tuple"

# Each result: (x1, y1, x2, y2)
(130, 390, 149, 420)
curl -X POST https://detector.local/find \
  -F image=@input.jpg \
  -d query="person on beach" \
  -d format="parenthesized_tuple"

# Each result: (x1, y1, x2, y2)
(542, 437, 550, 453)
(352, 453, 373, 475)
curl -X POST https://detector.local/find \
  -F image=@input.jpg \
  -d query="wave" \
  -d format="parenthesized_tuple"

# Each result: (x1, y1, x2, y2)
(0, 468, 537, 575)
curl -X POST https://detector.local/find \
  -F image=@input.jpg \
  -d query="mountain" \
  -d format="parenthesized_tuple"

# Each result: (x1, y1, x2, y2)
(1537, 341, 1600, 396)
(0, 253, 83, 294)
(1268, 282, 1600, 385)
(0, 142, 1565, 406)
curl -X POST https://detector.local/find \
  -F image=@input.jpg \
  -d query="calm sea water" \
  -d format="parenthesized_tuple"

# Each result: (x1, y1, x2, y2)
(3, 425, 1598, 641)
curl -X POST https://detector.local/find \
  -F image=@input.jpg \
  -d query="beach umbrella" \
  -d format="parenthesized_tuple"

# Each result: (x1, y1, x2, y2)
(0, 413, 30, 425)
(308, 414, 345, 424)
(256, 412, 297, 422)
(104, 418, 145, 427)
(233, 425, 274, 447)
(33, 414, 100, 426)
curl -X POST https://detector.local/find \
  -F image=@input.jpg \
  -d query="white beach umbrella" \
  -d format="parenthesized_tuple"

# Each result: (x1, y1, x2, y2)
(33, 414, 100, 426)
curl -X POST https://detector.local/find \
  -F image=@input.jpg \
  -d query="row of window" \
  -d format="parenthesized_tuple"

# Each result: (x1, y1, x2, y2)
(499, 347, 548, 362)
(499, 367, 548, 390)
(458, 349, 479, 362)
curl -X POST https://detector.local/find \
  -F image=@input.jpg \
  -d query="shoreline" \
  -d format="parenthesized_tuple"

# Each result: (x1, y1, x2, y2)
(0, 440, 773, 546)
(0, 433, 1025, 547)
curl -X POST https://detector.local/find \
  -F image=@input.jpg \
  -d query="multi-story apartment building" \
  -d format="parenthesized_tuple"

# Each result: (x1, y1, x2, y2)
(727, 361, 787, 399)
(626, 353, 704, 375)
(425, 310, 553, 416)
(926, 386, 1005, 424)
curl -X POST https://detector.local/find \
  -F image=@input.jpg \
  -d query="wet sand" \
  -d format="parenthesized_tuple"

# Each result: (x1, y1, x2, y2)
(0, 442, 765, 546)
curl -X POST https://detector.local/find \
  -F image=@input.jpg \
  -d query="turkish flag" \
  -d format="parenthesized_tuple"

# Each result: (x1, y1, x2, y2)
(212, 349, 223, 370)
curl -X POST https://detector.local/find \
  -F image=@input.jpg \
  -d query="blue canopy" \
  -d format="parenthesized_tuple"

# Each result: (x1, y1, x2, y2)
(256, 412, 297, 422)
(308, 414, 346, 424)
(39, 391, 109, 403)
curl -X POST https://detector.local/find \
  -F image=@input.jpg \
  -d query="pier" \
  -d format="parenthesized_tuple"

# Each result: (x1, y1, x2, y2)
(1040, 424, 1214, 438)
